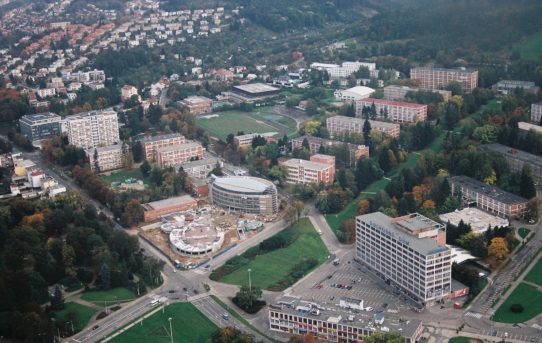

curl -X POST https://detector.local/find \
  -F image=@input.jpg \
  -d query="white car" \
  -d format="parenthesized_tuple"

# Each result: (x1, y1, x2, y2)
(365, 307, 373, 312)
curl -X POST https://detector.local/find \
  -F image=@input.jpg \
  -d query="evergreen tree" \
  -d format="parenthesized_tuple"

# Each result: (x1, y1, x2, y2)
(93, 148, 100, 172)
(140, 160, 151, 177)
(302, 138, 310, 151)
(363, 118, 372, 146)
(51, 285, 64, 310)
(100, 262, 111, 290)
(520, 165, 537, 199)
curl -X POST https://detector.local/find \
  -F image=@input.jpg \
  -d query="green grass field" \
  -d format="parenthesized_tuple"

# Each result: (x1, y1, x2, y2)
(517, 32, 542, 61)
(448, 337, 482, 343)
(518, 227, 531, 240)
(80, 287, 137, 305)
(52, 302, 97, 332)
(109, 303, 217, 343)
(196, 111, 278, 141)
(524, 258, 542, 286)
(100, 168, 148, 185)
(219, 219, 329, 290)
(493, 283, 542, 323)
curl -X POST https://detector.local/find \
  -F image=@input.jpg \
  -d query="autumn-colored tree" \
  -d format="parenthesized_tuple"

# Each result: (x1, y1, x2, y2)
(288, 333, 317, 343)
(21, 213, 45, 230)
(421, 199, 436, 209)
(342, 218, 356, 244)
(488, 237, 509, 260)
(357, 199, 370, 215)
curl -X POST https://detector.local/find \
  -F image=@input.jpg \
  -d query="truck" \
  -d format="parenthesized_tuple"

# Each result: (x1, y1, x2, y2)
(333, 258, 340, 266)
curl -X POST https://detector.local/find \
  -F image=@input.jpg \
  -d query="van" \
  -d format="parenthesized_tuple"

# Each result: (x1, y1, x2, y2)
(333, 258, 340, 266)
(150, 299, 160, 306)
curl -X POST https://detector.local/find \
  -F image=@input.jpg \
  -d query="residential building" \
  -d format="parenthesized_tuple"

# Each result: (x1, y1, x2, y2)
(142, 195, 198, 221)
(279, 154, 335, 185)
(178, 156, 223, 179)
(155, 142, 204, 167)
(86, 144, 124, 172)
(140, 133, 186, 161)
(356, 212, 452, 303)
(356, 98, 427, 123)
(19, 112, 62, 141)
(179, 95, 212, 115)
(65, 109, 120, 149)
(482, 143, 542, 186)
(269, 296, 423, 343)
(291, 135, 369, 166)
(310, 61, 376, 79)
(532, 103, 542, 123)
(209, 176, 278, 215)
(234, 132, 277, 147)
(121, 84, 138, 101)
(449, 175, 528, 219)
(326, 115, 400, 139)
(440, 208, 509, 234)
(518, 121, 542, 135)
(410, 67, 478, 93)
(37, 88, 56, 98)
(334, 86, 374, 102)
(383, 85, 452, 102)
(491, 80, 539, 95)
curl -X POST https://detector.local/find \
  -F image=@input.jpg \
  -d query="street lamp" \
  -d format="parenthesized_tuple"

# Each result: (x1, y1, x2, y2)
(247, 268, 252, 292)
(168, 317, 173, 343)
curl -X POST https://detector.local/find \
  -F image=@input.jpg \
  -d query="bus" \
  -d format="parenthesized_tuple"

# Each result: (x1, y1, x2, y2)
(150, 299, 160, 306)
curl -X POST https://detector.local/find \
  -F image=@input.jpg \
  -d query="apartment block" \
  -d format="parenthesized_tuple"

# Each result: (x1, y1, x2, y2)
(531, 103, 542, 123)
(279, 154, 335, 185)
(19, 112, 62, 141)
(310, 61, 376, 79)
(291, 135, 369, 166)
(356, 98, 427, 123)
(121, 85, 139, 101)
(356, 212, 452, 304)
(482, 143, 542, 187)
(86, 144, 124, 172)
(492, 80, 539, 96)
(178, 156, 223, 179)
(155, 142, 204, 168)
(139, 133, 186, 161)
(326, 115, 400, 139)
(383, 85, 451, 102)
(65, 109, 119, 149)
(179, 95, 212, 115)
(410, 67, 478, 93)
(234, 132, 277, 147)
(449, 175, 528, 219)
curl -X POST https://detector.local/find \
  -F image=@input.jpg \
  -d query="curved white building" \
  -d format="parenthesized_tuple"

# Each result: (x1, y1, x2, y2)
(169, 224, 225, 256)
(209, 176, 278, 215)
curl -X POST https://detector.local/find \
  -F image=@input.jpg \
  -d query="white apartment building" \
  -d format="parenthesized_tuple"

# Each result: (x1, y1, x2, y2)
(178, 157, 223, 179)
(139, 133, 186, 161)
(326, 115, 401, 138)
(356, 98, 427, 123)
(155, 142, 204, 168)
(356, 212, 452, 304)
(531, 103, 542, 123)
(279, 155, 335, 186)
(86, 144, 124, 172)
(65, 109, 120, 149)
(410, 67, 478, 93)
(310, 61, 376, 80)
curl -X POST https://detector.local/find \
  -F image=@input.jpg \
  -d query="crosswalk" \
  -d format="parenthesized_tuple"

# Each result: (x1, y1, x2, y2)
(465, 312, 483, 319)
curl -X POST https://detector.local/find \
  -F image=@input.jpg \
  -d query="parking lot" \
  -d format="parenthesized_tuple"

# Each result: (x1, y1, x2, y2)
(287, 250, 412, 316)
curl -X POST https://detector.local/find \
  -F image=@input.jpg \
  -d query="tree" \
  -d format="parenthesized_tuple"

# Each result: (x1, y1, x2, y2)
(232, 285, 265, 314)
(363, 118, 372, 145)
(288, 333, 318, 343)
(212, 327, 257, 343)
(140, 160, 151, 177)
(520, 165, 536, 199)
(268, 165, 288, 185)
(510, 304, 524, 313)
(526, 197, 539, 221)
(93, 148, 100, 172)
(251, 135, 267, 149)
(100, 262, 111, 290)
(488, 237, 509, 260)
(51, 285, 64, 310)
(122, 199, 144, 226)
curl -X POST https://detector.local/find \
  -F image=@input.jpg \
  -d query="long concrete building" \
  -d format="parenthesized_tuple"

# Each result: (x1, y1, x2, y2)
(291, 135, 369, 166)
(410, 67, 478, 93)
(19, 112, 62, 141)
(155, 142, 204, 168)
(209, 176, 278, 215)
(482, 143, 542, 187)
(356, 212, 452, 304)
(326, 115, 401, 139)
(65, 109, 119, 149)
(449, 175, 528, 219)
(86, 144, 124, 172)
(355, 98, 427, 123)
(280, 154, 335, 186)
(139, 133, 186, 161)
(383, 85, 452, 102)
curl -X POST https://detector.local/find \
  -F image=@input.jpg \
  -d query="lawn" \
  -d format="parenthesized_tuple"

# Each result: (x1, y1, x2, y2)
(524, 258, 542, 286)
(448, 337, 482, 343)
(517, 32, 542, 61)
(250, 110, 297, 132)
(80, 287, 137, 305)
(492, 283, 542, 323)
(219, 219, 329, 290)
(109, 303, 217, 343)
(196, 111, 278, 141)
(100, 168, 148, 185)
(52, 302, 97, 332)
(518, 227, 531, 240)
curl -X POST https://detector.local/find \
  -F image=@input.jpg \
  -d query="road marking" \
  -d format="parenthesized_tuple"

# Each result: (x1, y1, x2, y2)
(465, 312, 483, 319)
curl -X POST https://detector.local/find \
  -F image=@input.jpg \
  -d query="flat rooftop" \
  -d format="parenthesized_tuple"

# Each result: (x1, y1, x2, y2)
(327, 116, 400, 129)
(143, 195, 196, 211)
(483, 143, 542, 167)
(233, 83, 279, 94)
(85, 144, 122, 155)
(411, 67, 477, 74)
(449, 175, 528, 205)
(281, 158, 333, 171)
(272, 296, 422, 339)
(293, 135, 367, 151)
(518, 122, 542, 134)
(20, 112, 61, 123)
(181, 95, 212, 103)
(139, 133, 184, 143)
(358, 212, 449, 256)
(155, 142, 201, 153)
(212, 176, 275, 193)
(440, 208, 509, 234)
(177, 156, 221, 169)
(359, 98, 427, 109)
(393, 213, 444, 233)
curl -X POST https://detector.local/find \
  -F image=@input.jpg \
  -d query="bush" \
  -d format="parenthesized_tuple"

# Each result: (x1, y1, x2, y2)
(231, 297, 266, 314)
(96, 312, 108, 320)
(510, 303, 524, 313)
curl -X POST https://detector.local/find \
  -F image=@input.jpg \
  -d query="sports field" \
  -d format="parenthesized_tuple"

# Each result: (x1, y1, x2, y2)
(100, 168, 148, 185)
(219, 219, 329, 290)
(109, 303, 217, 343)
(52, 302, 97, 332)
(492, 283, 542, 323)
(196, 109, 296, 141)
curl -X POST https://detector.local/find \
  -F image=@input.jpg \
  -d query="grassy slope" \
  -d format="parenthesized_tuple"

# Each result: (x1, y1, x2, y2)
(524, 258, 542, 286)
(100, 168, 148, 184)
(109, 303, 217, 343)
(52, 302, 97, 332)
(219, 218, 329, 289)
(80, 287, 137, 304)
(493, 283, 542, 323)
(517, 32, 542, 62)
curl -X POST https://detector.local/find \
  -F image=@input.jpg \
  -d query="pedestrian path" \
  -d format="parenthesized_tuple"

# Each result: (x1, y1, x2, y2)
(465, 312, 483, 319)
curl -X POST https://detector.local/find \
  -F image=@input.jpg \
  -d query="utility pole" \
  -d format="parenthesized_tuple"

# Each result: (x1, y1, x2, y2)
(248, 268, 252, 292)
(168, 317, 173, 343)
